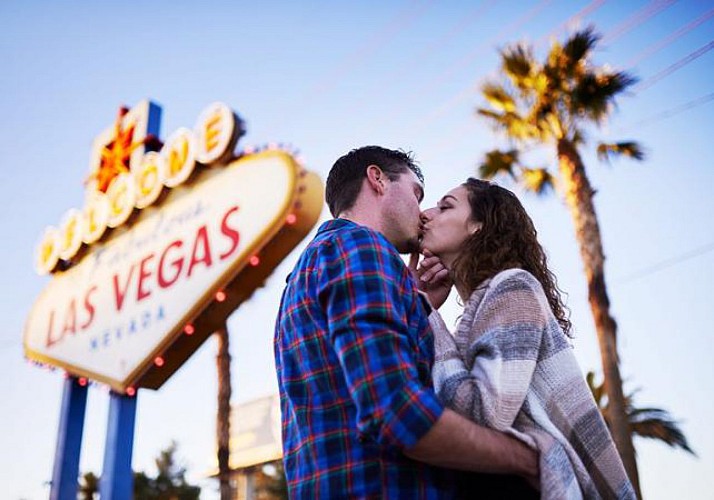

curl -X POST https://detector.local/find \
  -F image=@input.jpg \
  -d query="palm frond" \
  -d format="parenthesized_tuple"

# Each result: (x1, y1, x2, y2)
(501, 44, 534, 86)
(596, 141, 645, 162)
(478, 107, 539, 142)
(521, 167, 555, 195)
(482, 82, 517, 112)
(586, 370, 696, 457)
(572, 128, 587, 146)
(570, 70, 637, 124)
(599, 70, 638, 96)
(479, 149, 519, 180)
(477, 107, 507, 124)
(562, 27, 601, 74)
(586, 371, 605, 407)
(629, 408, 696, 456)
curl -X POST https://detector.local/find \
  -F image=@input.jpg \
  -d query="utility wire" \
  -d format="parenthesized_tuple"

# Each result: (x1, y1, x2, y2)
(265, 0, 435, 135)
(383, 0, 555, 130)
(626, 91, 714, 129)
(409, 1, 704, 145)
(307, 0, 436, 99)
(614, 241, 714, 285)
(535, 0, 610, 48)
(626, 6, 714, 67)
(601, 0, 677, 45)
(636, 39, 714, 91)
(404, 0, 676, 142)
(345, 0, 499, 115)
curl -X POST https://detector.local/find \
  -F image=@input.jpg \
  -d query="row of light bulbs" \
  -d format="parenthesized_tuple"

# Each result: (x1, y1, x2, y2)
(35, 102, 255, 276)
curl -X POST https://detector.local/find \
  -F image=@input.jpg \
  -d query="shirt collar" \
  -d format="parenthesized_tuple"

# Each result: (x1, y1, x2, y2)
(316, 218, 358, 235)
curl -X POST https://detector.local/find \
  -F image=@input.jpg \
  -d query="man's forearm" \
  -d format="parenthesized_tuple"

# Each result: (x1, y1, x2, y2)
(404, 408, 538, 479)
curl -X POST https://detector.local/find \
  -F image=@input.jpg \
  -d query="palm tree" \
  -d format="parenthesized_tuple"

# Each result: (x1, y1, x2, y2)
(476, 27, 644, 495)
(216, 323, 233, 500)
(78, 472, 99, 500)
(586, 371, 696, 456)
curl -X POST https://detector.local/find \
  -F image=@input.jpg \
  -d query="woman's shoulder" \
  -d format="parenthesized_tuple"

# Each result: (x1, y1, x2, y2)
(488, 268, 544, 294)
(463, 269, 546, 315)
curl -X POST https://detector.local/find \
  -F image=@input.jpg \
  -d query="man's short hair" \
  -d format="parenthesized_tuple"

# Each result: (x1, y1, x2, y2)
(325, 146, 423, 217)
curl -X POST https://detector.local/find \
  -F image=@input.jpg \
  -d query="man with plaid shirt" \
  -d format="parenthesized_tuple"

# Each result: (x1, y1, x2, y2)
(274, 146, 538, 498)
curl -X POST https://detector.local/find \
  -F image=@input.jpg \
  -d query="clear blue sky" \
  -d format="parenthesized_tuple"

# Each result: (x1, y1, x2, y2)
(1, 1, 712, 498)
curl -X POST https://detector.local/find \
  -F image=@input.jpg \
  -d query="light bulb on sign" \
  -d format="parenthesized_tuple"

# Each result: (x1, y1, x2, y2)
(184, 324, 195, 335)
(161, 128, 197, 188)
(215, 290, 226, 302)
(58, 208, 85, 261)
(126, 387, 136, 397)
(134, 152, 166, 209)
(249, 255, 260, 267)
(154, 356, 165, 367)
(35, 226, 60, 275)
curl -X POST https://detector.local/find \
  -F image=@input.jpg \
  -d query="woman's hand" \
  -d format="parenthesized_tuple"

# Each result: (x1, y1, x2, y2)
(409, 250, 453, 310)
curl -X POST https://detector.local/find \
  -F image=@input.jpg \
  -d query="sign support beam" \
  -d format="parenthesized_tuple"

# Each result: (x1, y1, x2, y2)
(99, 391, 137, 500)
(50, 376, 88, 500)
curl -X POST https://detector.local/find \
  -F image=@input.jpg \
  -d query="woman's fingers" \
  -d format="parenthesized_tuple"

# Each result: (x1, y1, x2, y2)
(408, 252, 420, 272)
(419, 257, 445, 282)
(432, 268, 450, 283)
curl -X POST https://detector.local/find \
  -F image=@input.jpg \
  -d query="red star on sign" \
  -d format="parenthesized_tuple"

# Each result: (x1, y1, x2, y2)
(87, 106, 151, 193)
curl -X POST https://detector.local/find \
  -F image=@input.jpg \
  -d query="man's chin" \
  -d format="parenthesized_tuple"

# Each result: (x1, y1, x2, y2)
(397, 236, 421, 255)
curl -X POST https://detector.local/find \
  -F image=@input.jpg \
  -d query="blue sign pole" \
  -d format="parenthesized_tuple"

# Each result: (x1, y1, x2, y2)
(99, 390, 137, 500)
(50, 376, 88, 500)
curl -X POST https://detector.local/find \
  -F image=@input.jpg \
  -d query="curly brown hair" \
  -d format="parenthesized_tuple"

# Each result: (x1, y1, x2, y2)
(451, 178, 572, 336)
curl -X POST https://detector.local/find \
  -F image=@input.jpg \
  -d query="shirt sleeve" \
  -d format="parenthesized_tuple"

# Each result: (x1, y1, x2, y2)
(431, 270, 546, 431)
(318, 228, 443, 450)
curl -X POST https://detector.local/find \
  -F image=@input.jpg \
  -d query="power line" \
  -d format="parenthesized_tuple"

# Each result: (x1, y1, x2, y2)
(636, 39, 714, 91)
(307, 0, 436, 99)
(383, 0, 555, 129)
(627, 91, 714, 129)
(265, 0, 436, 135)
(404, 0, 652, 142)
(384, 0, 499, 81)
(601, 0, 677, 45)
(626, 6, 714, 67)
(614, 241, 714, 285)
(546, 0, 609, 41)
(345, 0, 499, 115)
(409, 2, 707, 145)
(404, 0, 639, 139)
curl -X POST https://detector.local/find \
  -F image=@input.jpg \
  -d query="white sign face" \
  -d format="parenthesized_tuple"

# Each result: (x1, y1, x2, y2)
(228, 394, 282, 470)
(24, 151, 302, 390)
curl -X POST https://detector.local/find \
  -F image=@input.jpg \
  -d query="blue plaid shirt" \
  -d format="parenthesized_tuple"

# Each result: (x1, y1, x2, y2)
(274, 219, 456, 498)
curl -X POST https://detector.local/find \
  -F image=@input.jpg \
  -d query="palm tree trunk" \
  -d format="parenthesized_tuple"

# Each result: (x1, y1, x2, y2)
(216, 324, 233, 500)
(557, 138, 641, 498)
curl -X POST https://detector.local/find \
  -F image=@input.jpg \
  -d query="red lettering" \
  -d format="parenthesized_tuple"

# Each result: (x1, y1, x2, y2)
(219, 206, 240, 260)
(61, 299, 77, 336)
(158, 240, 184, 288)
(80, 285, 98, 330)
(45, 309, 61, 348)
(187, 225, 213, 277)
(113, 264, 136, 312)
(137, 253, 155, 302)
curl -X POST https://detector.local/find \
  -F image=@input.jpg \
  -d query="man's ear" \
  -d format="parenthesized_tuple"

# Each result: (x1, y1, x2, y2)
(365, 165, 386, 195)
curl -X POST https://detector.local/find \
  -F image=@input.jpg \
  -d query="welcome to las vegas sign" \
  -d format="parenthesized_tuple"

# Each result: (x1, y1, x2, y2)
(24, 100, 323, 394)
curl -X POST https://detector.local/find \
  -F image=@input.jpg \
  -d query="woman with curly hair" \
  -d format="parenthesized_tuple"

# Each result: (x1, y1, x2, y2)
(418, 179, 634, 500)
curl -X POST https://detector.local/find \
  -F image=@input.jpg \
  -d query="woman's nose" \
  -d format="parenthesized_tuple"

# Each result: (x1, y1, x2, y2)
(420, 209, 433, 223)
